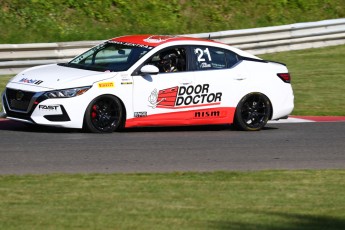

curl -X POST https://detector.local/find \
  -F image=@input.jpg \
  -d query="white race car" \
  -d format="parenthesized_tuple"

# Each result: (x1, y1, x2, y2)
(2, 35, 294, 132)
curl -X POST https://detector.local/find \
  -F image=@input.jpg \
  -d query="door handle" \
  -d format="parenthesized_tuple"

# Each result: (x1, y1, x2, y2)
(234, 76, 246, 81)
(180, 81, 192, 85)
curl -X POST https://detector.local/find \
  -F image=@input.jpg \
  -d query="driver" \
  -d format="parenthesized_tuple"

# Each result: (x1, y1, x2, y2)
(158, 50, 179, 72)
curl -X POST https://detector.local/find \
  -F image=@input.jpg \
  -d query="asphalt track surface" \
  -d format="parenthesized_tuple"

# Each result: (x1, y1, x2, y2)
(0, 119, 344, 175)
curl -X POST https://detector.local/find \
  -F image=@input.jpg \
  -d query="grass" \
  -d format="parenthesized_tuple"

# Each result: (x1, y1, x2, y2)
(1, 170, 345, 229)
(0, 75, 12, 91)
(0, 0, 344, 43)
(0, 75, 12, 113)
(259, 45, 345, 116)
(1, 45, 345, 116)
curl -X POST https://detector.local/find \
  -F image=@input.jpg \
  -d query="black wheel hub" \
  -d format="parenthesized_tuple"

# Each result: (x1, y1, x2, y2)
(241, 95, 269, 129)
(91, 99, 119, 131)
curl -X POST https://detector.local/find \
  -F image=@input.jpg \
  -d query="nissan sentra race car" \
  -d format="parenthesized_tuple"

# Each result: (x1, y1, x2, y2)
(1, 35, 294, 132)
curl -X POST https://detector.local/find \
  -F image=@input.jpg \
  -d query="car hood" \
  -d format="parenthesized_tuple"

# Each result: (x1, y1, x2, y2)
(7, 64, 118, 91)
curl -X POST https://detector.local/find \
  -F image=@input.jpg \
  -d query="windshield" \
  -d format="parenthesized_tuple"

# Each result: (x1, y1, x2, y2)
(64, 42, 151, 72)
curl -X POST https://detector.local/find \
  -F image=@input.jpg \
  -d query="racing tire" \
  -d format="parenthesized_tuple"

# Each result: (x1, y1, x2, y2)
(234, 93, 271, 131)
(84, 95, 124, 133)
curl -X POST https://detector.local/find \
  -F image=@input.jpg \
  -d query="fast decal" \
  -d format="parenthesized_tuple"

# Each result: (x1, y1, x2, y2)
(134, 112, 148, 117)
(98, 82, 114, 88)
(121, 82, 133, 85)
(39, 105, 59, 110)
(19, 78, 43, 85)
(148, 84, 222, 109)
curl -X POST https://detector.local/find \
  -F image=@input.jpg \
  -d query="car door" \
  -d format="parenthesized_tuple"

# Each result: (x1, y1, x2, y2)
(129, 47, 196, 127)
(184, 45, 249, 125)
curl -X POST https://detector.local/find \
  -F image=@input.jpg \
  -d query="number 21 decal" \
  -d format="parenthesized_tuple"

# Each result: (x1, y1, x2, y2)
(195, 48, 212, 62)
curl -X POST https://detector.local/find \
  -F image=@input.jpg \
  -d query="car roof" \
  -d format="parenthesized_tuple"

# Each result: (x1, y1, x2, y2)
(109, 34, 260, 60)
(109, 34, 220, 47)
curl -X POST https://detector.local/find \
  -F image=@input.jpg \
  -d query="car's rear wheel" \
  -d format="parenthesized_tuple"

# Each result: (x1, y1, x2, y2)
(234, 93, 271, 131)
(84, 95, 124, 133)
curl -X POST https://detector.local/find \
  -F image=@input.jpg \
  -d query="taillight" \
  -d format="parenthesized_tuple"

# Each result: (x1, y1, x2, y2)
(277, 73, 291, 83)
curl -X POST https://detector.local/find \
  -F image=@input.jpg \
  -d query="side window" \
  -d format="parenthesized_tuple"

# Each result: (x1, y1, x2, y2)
(147, 47, 187, 73)
(192, 46, 240, 70)
(193, 46, 226, 70)
(225, 50, 240, 68)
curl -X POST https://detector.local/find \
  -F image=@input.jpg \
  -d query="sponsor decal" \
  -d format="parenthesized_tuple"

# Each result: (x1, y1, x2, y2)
(148, 89, 166, 108)
(108, 40, 153, 49)
(121, 75, 132, 84)
(120, 73, 130, 78)
(98, 82, 114, 88)
(39, 105, 59, 110)
(134, 112, 147, 117)
(143, 35, 177, 43)
(125, 107, 235, 128)
(194, 110, 220, 118)
(19, 78, 43, 85)
(200, 62, 212, 68)
(148, 84, 222, 109)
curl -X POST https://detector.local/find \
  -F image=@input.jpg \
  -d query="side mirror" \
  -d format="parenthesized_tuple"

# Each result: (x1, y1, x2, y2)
(140, 65, 159, 75)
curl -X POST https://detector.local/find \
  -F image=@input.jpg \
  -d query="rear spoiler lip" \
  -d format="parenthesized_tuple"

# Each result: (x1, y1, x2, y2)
(266, 60, 286, 66)
(239, 56, 286, 66)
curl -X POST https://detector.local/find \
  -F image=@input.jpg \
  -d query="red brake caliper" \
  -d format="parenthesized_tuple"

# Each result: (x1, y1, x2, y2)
(91, 105, 98, 119)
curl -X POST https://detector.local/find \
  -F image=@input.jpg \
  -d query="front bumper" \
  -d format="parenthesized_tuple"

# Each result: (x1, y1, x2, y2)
(2, 88, 85, 128)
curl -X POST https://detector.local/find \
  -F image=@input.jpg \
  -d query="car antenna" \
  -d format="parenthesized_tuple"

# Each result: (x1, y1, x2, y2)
(208, 34, 211, 40)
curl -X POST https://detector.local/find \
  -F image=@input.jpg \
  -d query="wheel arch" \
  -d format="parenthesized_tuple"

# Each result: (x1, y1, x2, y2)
(233, 91, 273, 131)
(83, 93, 127, 132)
(236, 91, 273, 119)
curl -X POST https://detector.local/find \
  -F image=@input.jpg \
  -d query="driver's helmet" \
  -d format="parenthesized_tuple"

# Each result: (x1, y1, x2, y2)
(159, 50, 178, 72)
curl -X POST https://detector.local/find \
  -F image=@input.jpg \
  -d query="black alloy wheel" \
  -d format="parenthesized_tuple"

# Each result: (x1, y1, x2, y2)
(234, 93, 271, 131)
(84, 95, 124, 133)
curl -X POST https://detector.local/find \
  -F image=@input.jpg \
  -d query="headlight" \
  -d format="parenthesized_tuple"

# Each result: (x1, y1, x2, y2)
(43, 86, 91, 98)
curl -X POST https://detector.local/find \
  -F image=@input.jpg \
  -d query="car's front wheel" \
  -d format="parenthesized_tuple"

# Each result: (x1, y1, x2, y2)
(84, 95, 124, 133)
(234, 93, 271, 131)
